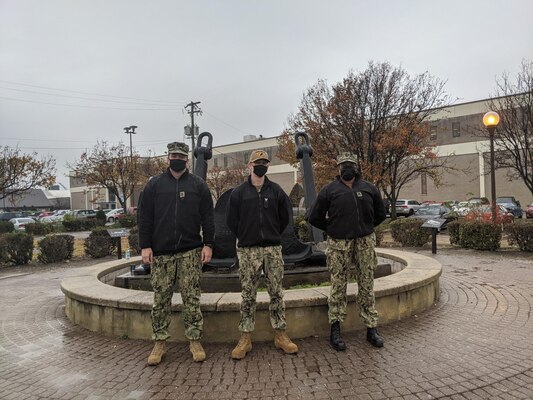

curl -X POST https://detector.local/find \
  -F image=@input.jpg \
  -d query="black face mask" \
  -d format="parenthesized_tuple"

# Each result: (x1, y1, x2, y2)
(340, 167, 357, 181)
(170, 159, 187, 173)
(253, 165, 268, 177)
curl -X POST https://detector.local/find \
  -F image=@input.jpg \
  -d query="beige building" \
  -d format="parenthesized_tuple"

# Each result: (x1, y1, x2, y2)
(69, 96, 531, 209)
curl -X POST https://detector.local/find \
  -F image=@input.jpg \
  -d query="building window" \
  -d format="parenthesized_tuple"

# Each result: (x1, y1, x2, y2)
(452, 121, 460, 137)
(214, 158, 218, 167)
(223, 156, 228, 168)
(421, 173, 427, 195)
(430, 126, 437, 140)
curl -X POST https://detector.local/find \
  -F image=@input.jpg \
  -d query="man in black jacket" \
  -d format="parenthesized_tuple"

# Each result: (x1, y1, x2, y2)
(226, 149, 298, 359)
(138, 142, 214, 365)
(307, 152, 386, 351)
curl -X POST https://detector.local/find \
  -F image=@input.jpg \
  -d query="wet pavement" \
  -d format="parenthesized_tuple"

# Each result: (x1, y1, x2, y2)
(0, 249, 532, 400)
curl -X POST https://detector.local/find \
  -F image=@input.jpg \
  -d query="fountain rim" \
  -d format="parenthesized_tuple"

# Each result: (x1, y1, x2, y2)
(60, 248, 441, 312)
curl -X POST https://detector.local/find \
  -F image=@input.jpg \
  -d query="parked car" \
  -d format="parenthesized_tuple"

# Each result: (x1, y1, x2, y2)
(464, 205, 514, 224)
(116, 207, 137, 220)
(0, 211, 24, 221)
(411, 205, 455, 230)
(468, 197, 490, 205)
(496, 196, 522, 207)
(37, 211, 55, 221)
(527, 202, 533, 219)
(71, 209, 97, 220)
(395, 199, 421, 216)
(106, 208, 124, 223)
(496, 201, 523, 219)
(9, 217, 36, 231)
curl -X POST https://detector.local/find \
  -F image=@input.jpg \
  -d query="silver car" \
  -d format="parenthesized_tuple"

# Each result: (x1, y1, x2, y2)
(9, 217, 36, 231)
(395, 199, 421, 216)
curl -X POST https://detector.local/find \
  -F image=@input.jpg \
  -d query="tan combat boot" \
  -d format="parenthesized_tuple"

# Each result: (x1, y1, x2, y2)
(189, 340, 206, 362)
(231, 332, 252, 360)
(274, 330, 298, 354)
(147, 340, 167, 366)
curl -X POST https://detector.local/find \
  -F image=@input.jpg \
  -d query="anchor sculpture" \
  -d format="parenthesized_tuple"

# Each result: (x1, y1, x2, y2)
(197, 131, 324, 271)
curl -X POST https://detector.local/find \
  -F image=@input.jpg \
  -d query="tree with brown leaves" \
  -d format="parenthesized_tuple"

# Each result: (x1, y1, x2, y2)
(0, 146, 56, 201)
(206, 166, 248, 201)
(278, 61, 453, 218)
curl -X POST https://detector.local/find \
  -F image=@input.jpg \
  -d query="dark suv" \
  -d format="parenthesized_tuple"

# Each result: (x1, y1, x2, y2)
(496, 197, 523, 218)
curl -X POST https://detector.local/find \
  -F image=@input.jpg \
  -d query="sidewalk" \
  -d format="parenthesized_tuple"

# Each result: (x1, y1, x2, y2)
(0, 249, 532, 399)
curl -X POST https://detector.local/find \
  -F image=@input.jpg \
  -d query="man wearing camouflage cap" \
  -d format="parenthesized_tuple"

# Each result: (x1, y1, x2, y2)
(307, 152, 386, 351)
(226, 149, 298, 359)
(138, 141, 214, 365)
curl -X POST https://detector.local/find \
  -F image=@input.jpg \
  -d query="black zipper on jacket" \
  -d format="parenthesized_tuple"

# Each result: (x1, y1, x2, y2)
(258, 189, 264, 241)
(350, 185, 362, 237)
(174, 179, 179, 250)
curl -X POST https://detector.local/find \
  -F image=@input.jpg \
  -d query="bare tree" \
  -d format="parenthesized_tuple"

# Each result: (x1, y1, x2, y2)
(206, 166, 248, 201)
(486, 59, 533, 196)
(278, 61, 454, 218)
(0, 146, 56, 201)
(68, 141, 160, 211)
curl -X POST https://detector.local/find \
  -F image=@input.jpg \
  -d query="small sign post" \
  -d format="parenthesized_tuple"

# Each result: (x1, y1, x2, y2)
(420, 218, 447, 254)
(107, 228, 130, 260)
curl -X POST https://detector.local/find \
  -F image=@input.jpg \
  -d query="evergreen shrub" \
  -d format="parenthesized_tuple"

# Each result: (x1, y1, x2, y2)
(390, 218, 430, 247)
(38, 234, 75, 263)
(505, 221, 533, 252)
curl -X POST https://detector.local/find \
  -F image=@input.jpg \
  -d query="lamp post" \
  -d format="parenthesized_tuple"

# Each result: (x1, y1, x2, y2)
(124, 125, 138, 208)
(482, 111, 500, 222)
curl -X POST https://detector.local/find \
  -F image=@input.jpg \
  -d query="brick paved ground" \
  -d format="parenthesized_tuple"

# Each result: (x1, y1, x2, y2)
(0, 249, 532, 400)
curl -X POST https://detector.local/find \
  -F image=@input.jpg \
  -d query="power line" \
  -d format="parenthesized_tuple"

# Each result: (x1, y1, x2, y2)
(0, 80, 186, 105)
(0, 136, 171, 144)
(202, 110, 252, 135)
(0, 96, 176, 111)
(0, 86, 182, 106)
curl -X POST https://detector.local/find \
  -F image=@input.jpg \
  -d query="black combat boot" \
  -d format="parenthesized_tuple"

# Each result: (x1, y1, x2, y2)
(330, 321, 346, 351)
(366, 327, 384, 347)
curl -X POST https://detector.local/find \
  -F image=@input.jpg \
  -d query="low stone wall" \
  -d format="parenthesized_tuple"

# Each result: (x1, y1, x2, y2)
(61, 249, 441, 342)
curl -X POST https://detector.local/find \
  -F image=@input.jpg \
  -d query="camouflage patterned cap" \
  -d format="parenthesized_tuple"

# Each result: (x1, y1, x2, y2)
(249, 149, 270, 163)
(336, 152, 358, 165)
(167, 141, 189, 156)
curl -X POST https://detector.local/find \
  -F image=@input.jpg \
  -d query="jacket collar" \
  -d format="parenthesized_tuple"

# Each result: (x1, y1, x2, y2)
(166, 168, 189, 181)
(247, 175, 271, 187)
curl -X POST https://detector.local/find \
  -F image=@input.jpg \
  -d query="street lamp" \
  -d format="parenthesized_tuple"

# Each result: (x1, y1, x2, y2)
(124, 125, 138, 207)
(482, 111, 500, 222)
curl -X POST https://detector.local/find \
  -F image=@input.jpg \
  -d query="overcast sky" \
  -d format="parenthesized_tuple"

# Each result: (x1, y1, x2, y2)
(1, 0, 532, 188)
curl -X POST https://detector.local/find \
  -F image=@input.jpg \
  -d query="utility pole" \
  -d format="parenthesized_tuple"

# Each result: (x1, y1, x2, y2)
(123, 125, 138, 207)
(184, 101, 201, 172)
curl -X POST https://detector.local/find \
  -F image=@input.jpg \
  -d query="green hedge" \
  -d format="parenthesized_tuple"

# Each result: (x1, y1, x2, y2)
(38, 234, 75, 263)
(0, 232, 34, 265)
(62, 218, 102, 232)
(84, 227, 116, 258)
(448, 220, 462, 246)
(390, 218, 430, 247)
(505, 221, 533, 252)
(0, 221, 15, 234)
(128, 226, 140, 254)
(25, 222, 55, 236)
(118, 214, 137, 228)
(458, 221, 501, 251)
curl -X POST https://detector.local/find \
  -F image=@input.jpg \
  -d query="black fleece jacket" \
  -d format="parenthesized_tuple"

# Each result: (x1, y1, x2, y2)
(138, 169, 214, 256)
(226, 176, 290, 247)
(307, 176, 386, 239)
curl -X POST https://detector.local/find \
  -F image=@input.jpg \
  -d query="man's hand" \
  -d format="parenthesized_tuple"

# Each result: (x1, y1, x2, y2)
(141, 248, 153, 264)
(201, 246, 213, 265)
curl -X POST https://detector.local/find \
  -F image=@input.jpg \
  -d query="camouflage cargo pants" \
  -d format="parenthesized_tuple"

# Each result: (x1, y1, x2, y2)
(151, 248, 203, 341)
(237, 245, 287, 332)
(326, 233, 379, 328)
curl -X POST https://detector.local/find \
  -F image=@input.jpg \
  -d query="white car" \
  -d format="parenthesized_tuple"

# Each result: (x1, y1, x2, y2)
(395, 199, 421, 216)
(9, 217, 36, 231)
(105, 208, 124, 223)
